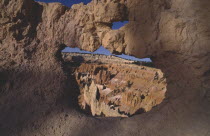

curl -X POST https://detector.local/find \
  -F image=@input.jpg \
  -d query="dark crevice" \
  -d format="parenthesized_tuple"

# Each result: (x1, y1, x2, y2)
(94, 67, 108, 75)
(141, 95, 145, 100)
(96, 88, 100, 101)
(133, 108, 145, 115)
(56, 44, 85, 114)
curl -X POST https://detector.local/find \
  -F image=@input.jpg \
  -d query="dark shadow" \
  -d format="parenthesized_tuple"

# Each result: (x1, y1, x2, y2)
(11, 2, 43, 42)
(59, 45, 99, 116)
(0, 44, 99, 135)
(0, 60, 105, 136)
(72, 56, 85, 62)
(0, 68, 77, 135)
(132, 61, 155, 68)
(56, 44, 84, 112)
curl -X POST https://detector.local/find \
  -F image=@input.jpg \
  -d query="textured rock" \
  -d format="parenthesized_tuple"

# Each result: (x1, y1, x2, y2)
(62, 53, 162, 117)
(0, 0, 210, 136)
(75, 63, 166, 117)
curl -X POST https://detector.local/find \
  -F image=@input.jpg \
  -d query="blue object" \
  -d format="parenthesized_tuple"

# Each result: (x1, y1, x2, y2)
(35, 0, 92, 7)
(62, 47, 92, 54)
(112, 21, 129, 30)
(93, 46, 112, 55)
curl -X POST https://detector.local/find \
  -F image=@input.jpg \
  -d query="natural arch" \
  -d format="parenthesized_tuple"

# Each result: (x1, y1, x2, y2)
(0, 0, 210, 135)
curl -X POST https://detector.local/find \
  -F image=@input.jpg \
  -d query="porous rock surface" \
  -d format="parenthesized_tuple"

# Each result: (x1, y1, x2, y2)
(76, 63, 166, 117)
(0, 0, 210, 136)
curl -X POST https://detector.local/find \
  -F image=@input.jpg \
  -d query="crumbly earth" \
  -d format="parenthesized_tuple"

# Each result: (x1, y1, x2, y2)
(75, 63, 166, 117)
(0, 0, 210, 136)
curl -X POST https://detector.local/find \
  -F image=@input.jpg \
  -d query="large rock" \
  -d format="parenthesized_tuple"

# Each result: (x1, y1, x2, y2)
(0, 0, 210, 136)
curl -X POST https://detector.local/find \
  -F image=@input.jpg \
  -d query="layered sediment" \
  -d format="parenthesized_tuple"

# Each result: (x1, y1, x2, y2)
(62, 53, 166, 117)
(76, 63, 166, 117)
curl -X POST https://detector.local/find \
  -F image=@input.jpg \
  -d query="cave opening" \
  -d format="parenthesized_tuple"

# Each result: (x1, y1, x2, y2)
(60, 45, 167, 117)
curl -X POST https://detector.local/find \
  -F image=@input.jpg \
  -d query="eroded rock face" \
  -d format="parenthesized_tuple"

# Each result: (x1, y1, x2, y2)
(62, 53, 165, 117)
(0, 0, 210, 135)
(75, 63, 166, 117)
